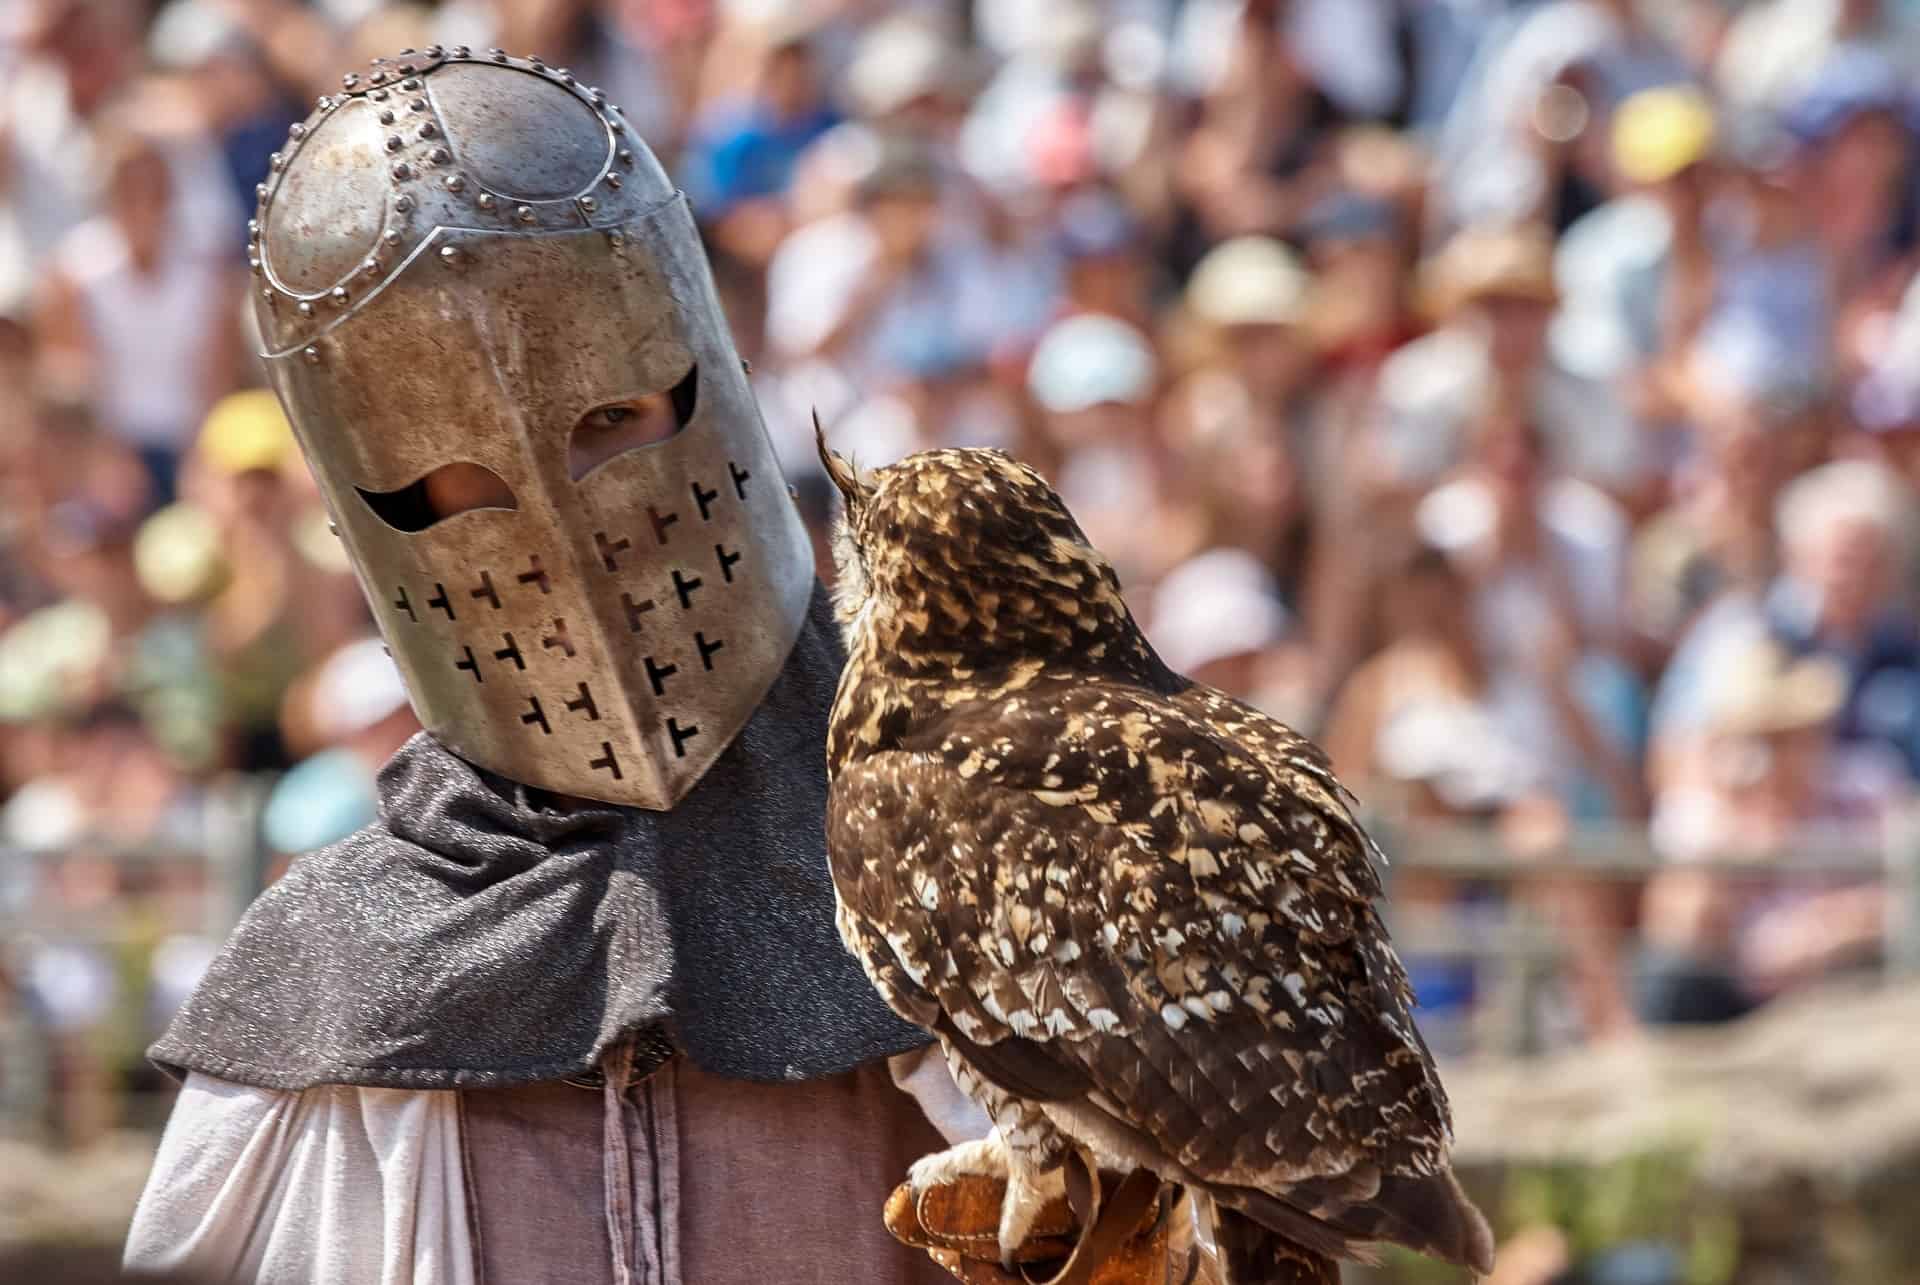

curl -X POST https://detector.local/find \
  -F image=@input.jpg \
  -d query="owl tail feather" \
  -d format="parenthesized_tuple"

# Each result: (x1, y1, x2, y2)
(1213, 1165, 1495, 1279)
(1208, 1206, 1342, 1285)
(1333, 1167, 1496, 1277)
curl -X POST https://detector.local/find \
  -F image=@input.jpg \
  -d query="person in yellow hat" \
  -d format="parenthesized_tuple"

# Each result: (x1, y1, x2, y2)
(1555, 86, 1721, 437)
(192, 390, 297, 482)
(175, 390, 313, 771)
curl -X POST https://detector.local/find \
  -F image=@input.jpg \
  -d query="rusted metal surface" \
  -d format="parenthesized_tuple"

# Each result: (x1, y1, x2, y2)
(252, 51, 813, 808)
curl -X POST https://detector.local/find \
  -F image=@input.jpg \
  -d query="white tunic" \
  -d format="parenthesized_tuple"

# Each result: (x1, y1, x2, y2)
(125, 1050, 986, 1284)
(124, 1075, 476, 1285)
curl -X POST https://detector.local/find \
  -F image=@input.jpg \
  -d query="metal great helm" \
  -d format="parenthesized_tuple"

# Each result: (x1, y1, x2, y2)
(252, 48, 814, 809)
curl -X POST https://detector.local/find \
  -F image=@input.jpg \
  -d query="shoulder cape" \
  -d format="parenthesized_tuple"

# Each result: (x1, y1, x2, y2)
(150, 588, 928, 1090)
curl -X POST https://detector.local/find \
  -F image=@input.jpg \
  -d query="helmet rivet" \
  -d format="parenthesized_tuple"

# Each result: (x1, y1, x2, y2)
(269, 151, 285, 170)
(445, 174, 466, 193)
(385, 135, 403, 152)
(579, 195, 597, 213)
(261, 288, 276, 306)
(341, 72, 360, 90)
(409, 98, 428, 113)
(453, 45, 470, 58)
(477, 192, 496, 210)
(398, 65, 417, 77)
(246, 218, 259, 240)
(558, 68, 574, 83)
(331, 285, 350, 306)
(378, 109, 395, 125)
(429, 147, 451, 165)
(289, 122, 306, 140)
(371, 89, 389, 102)
(255, 182, 270, 203)
(419, 120, 437, 139)
(528, 54, 544, 67)
(401, 77, 419, 91)
(248, 254, 262, 273)
(391, 163, 412, 182)
(297, 300, 314, 318)
(371, 71, 389, 86)
(399, 47, 415, 56)
(440, 245, 462, 266)
(394, 193, 415, 213)
(618, 148, 634, 167)
(605, 172, 622, 189)
(589, 88, 605, 105)
(608, 229, 625, 248)
(516, 204, 535, 223)
(607, 103, 622, 116)
(317, 95, 331, 110)
(363, 258, 382, 276)
(303, 346, 321, 364)
(489, 47, 507, 62)
(425, 44, 444, 58)
(383, 228, 402, 245)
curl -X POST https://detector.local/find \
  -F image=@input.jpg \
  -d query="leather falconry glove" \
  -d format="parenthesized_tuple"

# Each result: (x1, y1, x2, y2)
(884, 1166, 1223, 1285)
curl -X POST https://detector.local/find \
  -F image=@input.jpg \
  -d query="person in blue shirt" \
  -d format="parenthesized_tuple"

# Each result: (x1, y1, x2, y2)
(682, 21, 838, 229)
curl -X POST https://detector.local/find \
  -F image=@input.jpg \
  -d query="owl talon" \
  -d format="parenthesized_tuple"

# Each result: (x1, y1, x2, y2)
(909, 1134, 1008, 1195)
(995, 1163, 1065, 1268)
(908, 1132, 1066, 1267)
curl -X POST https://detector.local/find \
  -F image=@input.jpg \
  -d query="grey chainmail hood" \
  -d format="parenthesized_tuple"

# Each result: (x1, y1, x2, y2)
(150, 587, 929, 1090)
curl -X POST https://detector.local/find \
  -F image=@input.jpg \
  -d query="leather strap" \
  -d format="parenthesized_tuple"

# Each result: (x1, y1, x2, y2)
(1020, 1164, 1165, 1285)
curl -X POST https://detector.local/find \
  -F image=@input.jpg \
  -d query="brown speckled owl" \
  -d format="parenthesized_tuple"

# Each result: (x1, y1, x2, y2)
(818, 433, 1494, 1282)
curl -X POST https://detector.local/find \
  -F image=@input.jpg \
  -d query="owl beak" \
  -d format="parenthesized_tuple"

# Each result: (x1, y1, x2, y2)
(815, 411, 865, 509)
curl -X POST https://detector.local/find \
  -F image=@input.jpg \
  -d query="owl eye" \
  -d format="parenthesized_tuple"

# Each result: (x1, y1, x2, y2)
(568, 364, 700, 481)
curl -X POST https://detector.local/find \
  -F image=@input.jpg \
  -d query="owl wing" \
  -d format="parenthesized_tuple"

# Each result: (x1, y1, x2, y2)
(827, 678, 1488, 1270)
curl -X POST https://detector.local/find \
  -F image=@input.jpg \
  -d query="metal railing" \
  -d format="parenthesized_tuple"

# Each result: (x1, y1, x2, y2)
(3, 784, 1915, 1134)
(1365, 808, 1920, 1056)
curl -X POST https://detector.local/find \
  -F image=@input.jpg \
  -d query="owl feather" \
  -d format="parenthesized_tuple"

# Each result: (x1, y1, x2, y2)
(818, 434, 1494, 1280)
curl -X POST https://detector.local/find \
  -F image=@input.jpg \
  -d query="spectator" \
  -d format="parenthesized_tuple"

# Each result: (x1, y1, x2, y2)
(1052, 188, 1154, 331)
(1655, 458, 1920, 780)
(1148, 547, 1311, 726)
(682, 16, 838, 264)
(1171, 0, 1349, 262)
(1640, 640, 1898, 1022)
(1377, 222, 1639, 499)
(1181, 235, 1316, 421)
(263, 637, 417, 861)
(1326, 543, 1546, 819)
(1554, 84, 1721, 464)
(32, 123, 241, 508)
(1025, 312, 1174, 588)
(1414, 400, 1643, 820)
(1629, 412, 1786, 652)
(2, 0, 142, 259)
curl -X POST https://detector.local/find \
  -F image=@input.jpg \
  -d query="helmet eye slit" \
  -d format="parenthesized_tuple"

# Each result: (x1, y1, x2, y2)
(568, 363, 699, 483)
(359, 463, 518, 530)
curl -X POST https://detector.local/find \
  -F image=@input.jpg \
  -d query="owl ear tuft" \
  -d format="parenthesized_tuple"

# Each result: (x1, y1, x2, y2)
(815, 410, 867, 510)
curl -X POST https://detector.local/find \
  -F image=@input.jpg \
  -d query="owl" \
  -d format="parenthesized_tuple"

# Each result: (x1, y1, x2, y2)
(818, 434, 1494, 1282)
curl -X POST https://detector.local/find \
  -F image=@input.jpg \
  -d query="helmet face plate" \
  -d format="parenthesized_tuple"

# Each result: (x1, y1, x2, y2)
(256, 53, 813, 808)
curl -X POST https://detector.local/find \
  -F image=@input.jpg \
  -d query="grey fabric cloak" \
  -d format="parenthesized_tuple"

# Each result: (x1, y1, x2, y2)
(149, 587, 928, 1090)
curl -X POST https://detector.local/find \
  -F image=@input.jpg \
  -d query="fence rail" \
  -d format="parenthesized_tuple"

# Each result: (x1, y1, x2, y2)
(2, 795, 1915, 1093)
(1366, 807, 1920, 1055)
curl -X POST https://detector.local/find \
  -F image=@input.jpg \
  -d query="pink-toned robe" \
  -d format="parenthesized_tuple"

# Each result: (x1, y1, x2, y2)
(126, 1049, 979, 1284)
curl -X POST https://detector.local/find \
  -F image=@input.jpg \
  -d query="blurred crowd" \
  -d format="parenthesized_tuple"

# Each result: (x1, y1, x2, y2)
(7, 0, 1920, 1140)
